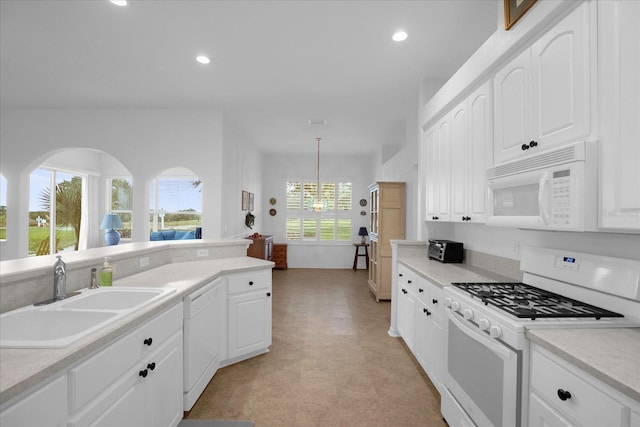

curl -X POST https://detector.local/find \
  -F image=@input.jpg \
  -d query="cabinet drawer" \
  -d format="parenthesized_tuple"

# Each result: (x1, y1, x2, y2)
(69, 302, 183, 413)
(227, 269, 271, 295)
(397, 264, 417, 293)
(530, 347, 626, 426)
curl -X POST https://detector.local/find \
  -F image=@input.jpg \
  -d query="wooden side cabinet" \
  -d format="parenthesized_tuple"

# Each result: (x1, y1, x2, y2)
(368, 182, 405, 302)
(272, 244, 288, 270)
(246, 235, 273, 261)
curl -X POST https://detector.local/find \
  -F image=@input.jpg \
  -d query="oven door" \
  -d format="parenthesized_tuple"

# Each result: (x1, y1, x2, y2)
(442, 309, 520, 427)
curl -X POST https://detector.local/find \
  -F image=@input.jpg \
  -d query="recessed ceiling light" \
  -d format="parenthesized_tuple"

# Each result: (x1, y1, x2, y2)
(392, 31, 408, 42)
(109, 0, 128, 6)
(196, 55, 211, 65)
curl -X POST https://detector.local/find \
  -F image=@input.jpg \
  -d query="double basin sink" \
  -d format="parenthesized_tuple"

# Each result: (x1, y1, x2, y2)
(0, 287, 176, 349)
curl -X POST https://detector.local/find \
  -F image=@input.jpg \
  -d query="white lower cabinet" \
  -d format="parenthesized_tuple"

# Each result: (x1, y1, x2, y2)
(413, 279, 443, 392)
(225, 269, 272, 363)
(0, 374, 67, 427)
(528, 344, 639, 427)
(68, 302, 184, 427)
(396, 264, 444, 392)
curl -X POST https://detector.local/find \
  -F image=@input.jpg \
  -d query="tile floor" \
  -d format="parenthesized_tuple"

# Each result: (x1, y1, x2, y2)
(186, 268, 447, 427)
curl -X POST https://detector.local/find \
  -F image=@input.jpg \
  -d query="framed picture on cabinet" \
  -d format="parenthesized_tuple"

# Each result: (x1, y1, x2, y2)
(242, 190, 249, 211)
(504, 0, 537, 30)
(249, 192, 254, 211)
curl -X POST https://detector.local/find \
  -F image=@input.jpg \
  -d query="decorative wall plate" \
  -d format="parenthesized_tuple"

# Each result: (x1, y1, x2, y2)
(269, 197, 277, 205)
(269, 208, 277, 216)
(359, 198, 367, 206)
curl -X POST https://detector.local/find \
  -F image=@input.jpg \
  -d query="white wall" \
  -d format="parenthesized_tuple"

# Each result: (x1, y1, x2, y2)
(0, 108, 227, 260)
(261, 151, 375, 268)
(221, 115, 263, 239)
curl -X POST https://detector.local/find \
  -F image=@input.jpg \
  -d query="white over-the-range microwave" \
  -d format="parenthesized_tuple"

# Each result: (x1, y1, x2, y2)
(486, 140, 597, 231)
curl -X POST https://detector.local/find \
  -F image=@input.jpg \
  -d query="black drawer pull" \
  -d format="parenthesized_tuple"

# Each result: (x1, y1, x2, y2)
(147, 362, 156, 371)
(557, 389, 572, 401)
(267, 292, 271, 297)
(143, 338, 153, 346)
(418, 288, 424, 293)
(139, 369, 148, 378)
(249, 281, 254, 286)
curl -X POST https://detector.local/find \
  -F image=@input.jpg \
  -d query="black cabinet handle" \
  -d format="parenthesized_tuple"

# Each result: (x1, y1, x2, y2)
(432, 216, 439, 220)
(423, 308, 431, 316)
(432, 299, 438, 305)
(139, 369, 148, 378)
(147, 362, 156, 371)
(143, 338, 153, 346)
(407, 280, 412, 284)
(267, 292, 271, 297)
(249, 281, 254, 286)
(461, 216, 471, 221)
(418, 288, 424, 293)
(530, 140, 538, 147)
(399, 273, 403, 277)
(401, 289, 408, 294)
(521, 143, 530, 150)
(557, 389, 572, 401)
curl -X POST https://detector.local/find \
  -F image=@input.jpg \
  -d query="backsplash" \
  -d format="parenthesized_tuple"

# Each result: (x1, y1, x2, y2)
(0, 240, 250, 314)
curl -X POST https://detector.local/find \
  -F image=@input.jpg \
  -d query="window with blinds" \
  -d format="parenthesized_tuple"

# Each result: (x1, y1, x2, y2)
(286, 180, 353, 241)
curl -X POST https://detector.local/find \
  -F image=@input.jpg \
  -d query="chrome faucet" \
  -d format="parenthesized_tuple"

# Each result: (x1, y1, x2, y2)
(53, 255, 67, 300)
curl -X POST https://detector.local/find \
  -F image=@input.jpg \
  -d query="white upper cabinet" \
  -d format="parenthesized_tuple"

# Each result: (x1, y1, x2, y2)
(494, 2, 591, 165)
(425, 114, 452, 222)
(451, 80, 492, 223)
(597, 0, 640, 231)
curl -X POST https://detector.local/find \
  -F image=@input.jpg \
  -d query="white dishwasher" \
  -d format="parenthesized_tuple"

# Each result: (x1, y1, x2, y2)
(183, 277, 225, 410)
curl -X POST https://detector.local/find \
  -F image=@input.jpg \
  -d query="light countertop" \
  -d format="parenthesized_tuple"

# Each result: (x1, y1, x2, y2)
(0, 256, 273, 405)
(398, 255, 640, 405)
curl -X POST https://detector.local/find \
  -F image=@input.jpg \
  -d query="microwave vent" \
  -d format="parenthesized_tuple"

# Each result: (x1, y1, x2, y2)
(487, 141, 586, 179)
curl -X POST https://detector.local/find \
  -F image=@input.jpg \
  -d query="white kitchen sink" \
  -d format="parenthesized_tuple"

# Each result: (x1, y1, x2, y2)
(0, 287, 175, 349)
(57, 287, 172, 311)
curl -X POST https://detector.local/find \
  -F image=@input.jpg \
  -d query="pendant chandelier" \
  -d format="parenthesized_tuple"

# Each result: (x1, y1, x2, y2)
(309, 137, 327, 212)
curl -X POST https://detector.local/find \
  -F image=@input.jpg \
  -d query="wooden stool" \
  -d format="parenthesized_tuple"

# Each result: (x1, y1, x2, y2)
(352, 243, 369, 271)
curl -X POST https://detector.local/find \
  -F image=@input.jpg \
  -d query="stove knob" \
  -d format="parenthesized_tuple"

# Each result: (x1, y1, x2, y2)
(443, 297, 452, 307)
(478, 319, 490, 331)
(463, 309, 473, 320)
(489, 325, 502, 339)
(451, 301, 461, 312)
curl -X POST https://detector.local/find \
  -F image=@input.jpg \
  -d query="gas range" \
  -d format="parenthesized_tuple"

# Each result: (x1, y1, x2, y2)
(441, 246, 640, 349)
(449, 282, 623, 320)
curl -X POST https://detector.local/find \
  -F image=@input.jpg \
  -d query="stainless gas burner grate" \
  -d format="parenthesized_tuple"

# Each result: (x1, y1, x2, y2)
(450, 282, 624, 320)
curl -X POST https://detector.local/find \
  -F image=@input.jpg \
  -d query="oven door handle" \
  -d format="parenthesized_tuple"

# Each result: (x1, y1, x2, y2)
(447, 310, 513, 360)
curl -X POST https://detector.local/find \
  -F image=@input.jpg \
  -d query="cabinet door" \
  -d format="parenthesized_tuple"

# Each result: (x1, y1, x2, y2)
(86, 381, 145, 427)
(425, 285, 444, 391)
(450, 99, 468, 221)
(598, 0, 640, 231)
(414, 299, 430, 373)
(228, 290, 272, 360)
(146, 332, 183, 427)
(528, 393, 575, 427)
(396, 284, 415, 351)
(0, 374, 67, 427)
(423, 127, 438, 220)
(436, 115, 452, 221)
(467, 80, 492, 222)
(494, 49, 532, 164)
(532, 2, 590, 148)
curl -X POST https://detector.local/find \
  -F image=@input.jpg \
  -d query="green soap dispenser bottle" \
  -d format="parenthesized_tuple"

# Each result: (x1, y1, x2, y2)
(100, 257, 113, 286)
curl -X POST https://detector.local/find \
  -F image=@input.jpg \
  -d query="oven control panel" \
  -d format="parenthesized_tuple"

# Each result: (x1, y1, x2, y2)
(443, 291, 527, 350)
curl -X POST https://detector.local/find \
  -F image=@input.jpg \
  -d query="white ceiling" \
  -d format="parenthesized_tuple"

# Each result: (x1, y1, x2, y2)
(0, 0, 497, 155)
